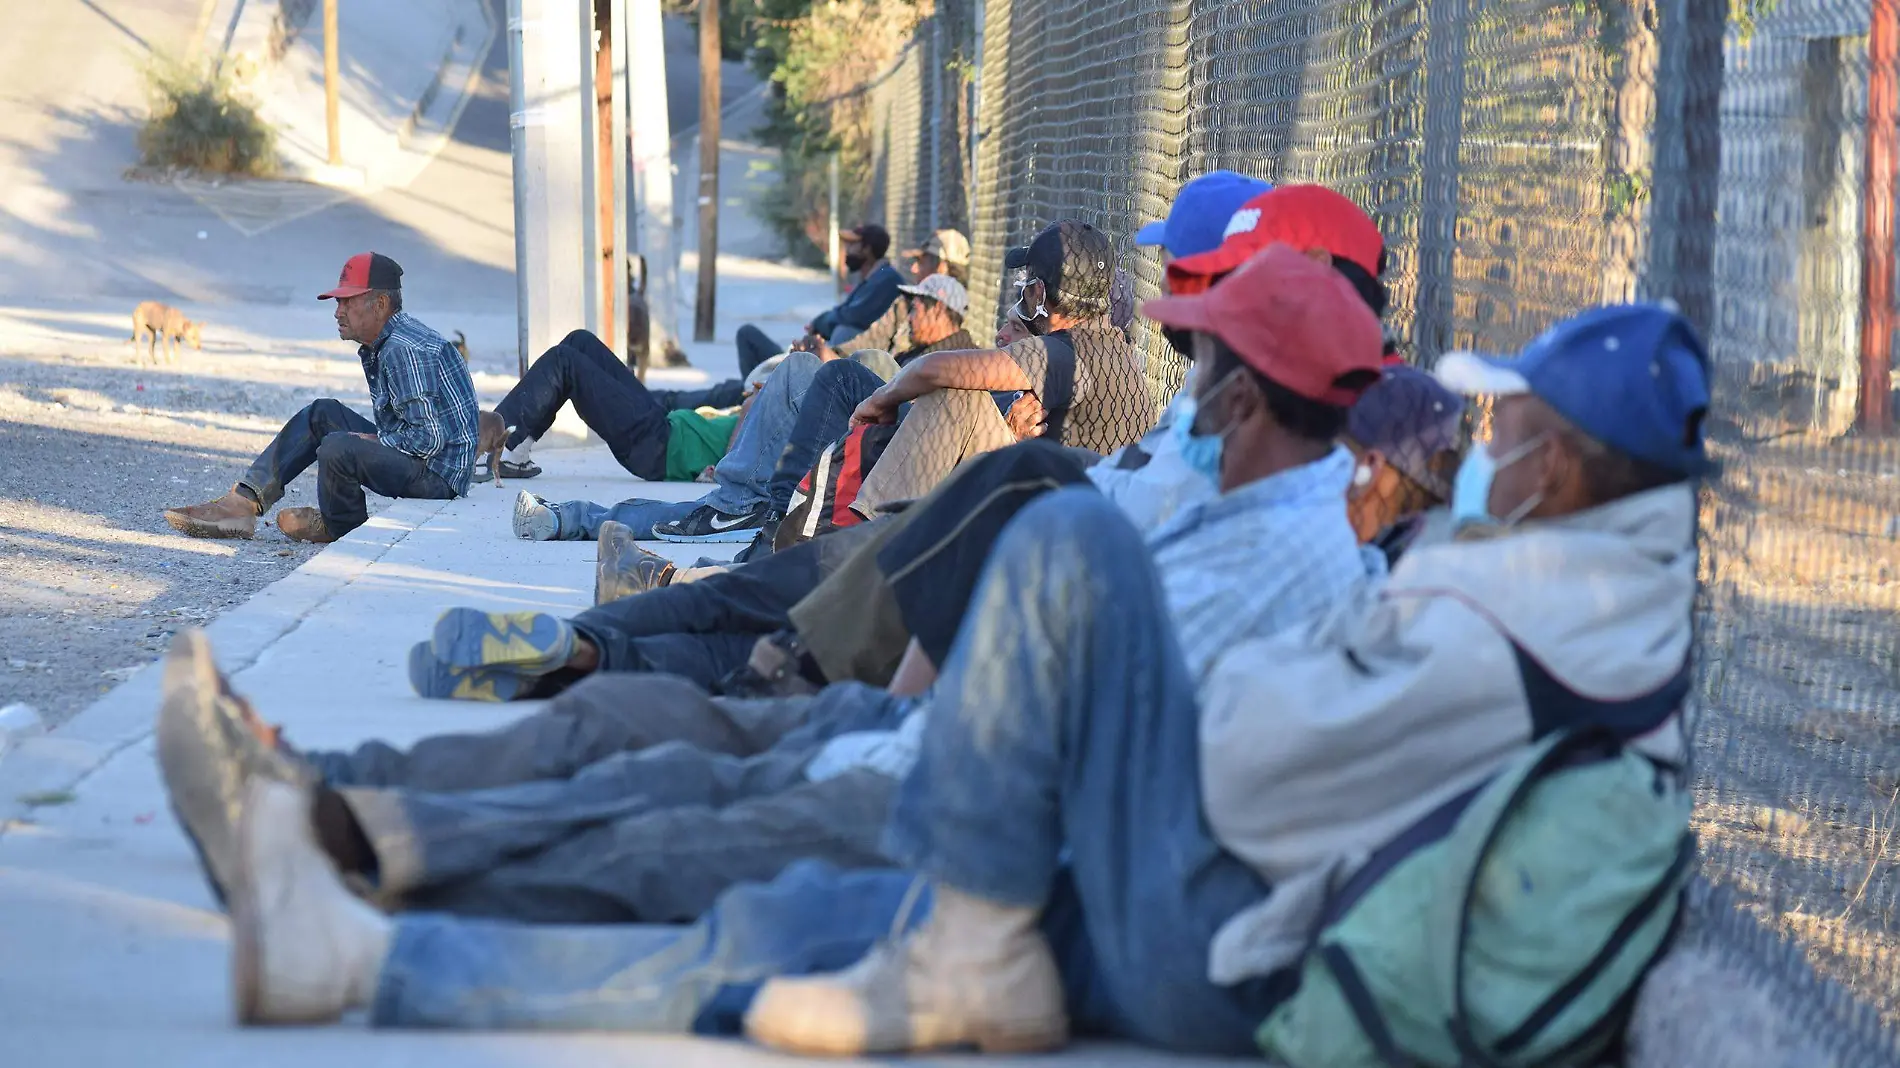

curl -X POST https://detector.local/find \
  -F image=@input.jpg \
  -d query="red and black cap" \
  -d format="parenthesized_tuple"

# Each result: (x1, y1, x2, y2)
(319, 252, 404, 301)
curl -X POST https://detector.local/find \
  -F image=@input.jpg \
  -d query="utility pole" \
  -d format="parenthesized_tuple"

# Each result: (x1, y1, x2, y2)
(1862, 0, 1898, 434)
(694, 0, 720, 342)
(323, 0, 341, 166)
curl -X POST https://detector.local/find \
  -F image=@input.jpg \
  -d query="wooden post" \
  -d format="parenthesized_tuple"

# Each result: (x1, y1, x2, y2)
(829, 152, 842, 296)
(323, 0, 340, 166)
(1862, 0, 1898, 435)
(693, 0, 721, 342)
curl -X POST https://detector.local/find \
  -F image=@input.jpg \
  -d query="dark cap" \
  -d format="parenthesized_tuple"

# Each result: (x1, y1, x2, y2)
(319, 252, 403, 300)
(1004, 221, 1114, 316)
(838, 224, 892, 260)
(1347, 365, 1463, 501)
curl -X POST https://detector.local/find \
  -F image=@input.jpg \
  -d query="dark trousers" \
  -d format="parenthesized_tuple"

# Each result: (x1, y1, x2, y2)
(494, 329, 671, 481)
(567, 521, 885, 691)
(651, 379, 745, 413)
(735, 325, 781, 381)
(764, 357, 888, 512)
(238, 399, 457, 536)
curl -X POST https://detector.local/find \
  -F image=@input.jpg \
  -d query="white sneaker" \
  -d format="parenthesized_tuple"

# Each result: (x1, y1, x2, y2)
(511, 490, 558, 541)
(743, 882, 1068, 1055)
(230, 779, 391, 1025)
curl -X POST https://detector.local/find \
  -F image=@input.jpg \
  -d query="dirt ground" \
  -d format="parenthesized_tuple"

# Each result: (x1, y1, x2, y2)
(0, 336, 402, 727)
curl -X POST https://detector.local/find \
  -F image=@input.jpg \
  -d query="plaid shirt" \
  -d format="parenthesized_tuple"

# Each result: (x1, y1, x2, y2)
(1150, 446, 1385, 683)
(360, 311, 480, 494)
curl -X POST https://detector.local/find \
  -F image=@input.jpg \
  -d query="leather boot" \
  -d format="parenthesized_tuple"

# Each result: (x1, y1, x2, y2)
(276, 507, 335, 544)
(594, 520, 676, 604)
(164, 489, 259, 539)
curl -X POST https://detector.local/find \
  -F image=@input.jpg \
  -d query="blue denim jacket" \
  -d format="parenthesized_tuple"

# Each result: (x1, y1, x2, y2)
(812, 262, 904, 342)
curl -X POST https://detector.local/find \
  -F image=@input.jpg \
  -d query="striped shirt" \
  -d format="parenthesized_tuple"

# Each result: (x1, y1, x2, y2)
(359, 311, 480, 494)
(1150, 446, 1386, 683)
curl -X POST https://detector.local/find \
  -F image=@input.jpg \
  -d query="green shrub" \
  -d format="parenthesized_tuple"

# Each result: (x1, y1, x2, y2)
(137, 55, 277, 178)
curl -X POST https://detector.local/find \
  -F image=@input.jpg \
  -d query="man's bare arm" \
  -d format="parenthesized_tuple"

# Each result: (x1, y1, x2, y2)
(893, 348, 1035, 398)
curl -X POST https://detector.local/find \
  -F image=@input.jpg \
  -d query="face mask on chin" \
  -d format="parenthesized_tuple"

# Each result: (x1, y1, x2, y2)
(1169, 369, 1243, 484)
(845, 252, 869, 272)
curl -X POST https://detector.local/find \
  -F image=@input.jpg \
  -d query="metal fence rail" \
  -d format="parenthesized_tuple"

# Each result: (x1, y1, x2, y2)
(851, 0, 1900, 1059)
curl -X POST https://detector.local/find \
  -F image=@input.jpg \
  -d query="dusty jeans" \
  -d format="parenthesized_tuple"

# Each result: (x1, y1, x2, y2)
(338, 681, 912, 924)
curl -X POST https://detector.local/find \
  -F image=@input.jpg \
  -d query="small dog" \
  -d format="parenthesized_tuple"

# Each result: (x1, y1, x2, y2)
(451, 330, 470, 362)
(130, 301, 203, 364)
(477, 411, 509, 488)
(626, 254, 651, 380)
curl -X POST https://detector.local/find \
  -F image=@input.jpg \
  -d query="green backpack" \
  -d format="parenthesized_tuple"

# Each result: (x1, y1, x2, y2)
(1257, 725, 1696, 1068)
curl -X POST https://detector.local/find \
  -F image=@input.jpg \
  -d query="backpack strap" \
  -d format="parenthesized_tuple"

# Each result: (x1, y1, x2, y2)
(1037, 329, 1078, 441)
(1318, 944, 1419, 1068)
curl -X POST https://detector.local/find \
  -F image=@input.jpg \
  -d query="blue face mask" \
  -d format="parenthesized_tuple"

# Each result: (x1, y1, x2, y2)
(1170, 369, 1241, 484)
(1450, 433, 1550, 532)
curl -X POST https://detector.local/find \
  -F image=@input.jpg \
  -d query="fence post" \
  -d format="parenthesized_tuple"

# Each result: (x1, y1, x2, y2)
(1647, 0, 1722, 339)
(1413, 0, 1468, 362)
(829, 152, 842, 297)
(1863, 0, 1898, 435)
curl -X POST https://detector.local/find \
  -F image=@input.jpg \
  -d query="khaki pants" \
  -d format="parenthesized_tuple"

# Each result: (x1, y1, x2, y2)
(853, 389, 1018, 518)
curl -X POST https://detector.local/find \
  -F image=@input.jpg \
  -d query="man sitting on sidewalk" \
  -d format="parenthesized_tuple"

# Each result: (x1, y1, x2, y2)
(834, 228, 973, 357)
(734, 224, 903, 378)
(164, 253, 479, 545)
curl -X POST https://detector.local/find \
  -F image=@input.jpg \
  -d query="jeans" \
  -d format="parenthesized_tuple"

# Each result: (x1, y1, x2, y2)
(650, 379, 745, 412)
(884, 488, 1280, 1053)
(305, 674, 819, 790)
(342, 683, 910, 923)
(765, 357, 889, 513)
(493, 329, 671, 481)
(735, 325, 781, 380)
(549, 497, 699, 541)
(877, 439, 1094, 669)
(238, 399, 457, 536)
(373, 860, 924, 1032)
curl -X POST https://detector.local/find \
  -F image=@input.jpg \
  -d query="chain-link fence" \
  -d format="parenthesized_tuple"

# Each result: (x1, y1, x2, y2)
(844, 0, 1900, 1059)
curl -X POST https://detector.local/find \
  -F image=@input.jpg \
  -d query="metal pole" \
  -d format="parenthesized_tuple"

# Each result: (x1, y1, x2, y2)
(829, 152, 842, 296)
(693, 0, 721, 342)
(323, 0, 341, 166)
(628, 0, 680, 356)
(610, 0, 631, 362)
(1863, 0, 1898, 435)
(927, 18, 941, 234)
(508, 0, 531, 377)
(579, 0, 604, 340)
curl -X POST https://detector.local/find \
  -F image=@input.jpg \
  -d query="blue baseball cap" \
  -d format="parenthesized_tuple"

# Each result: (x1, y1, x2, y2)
(1434, 303, 1711, 477)
(1135, 171, 1273, 258)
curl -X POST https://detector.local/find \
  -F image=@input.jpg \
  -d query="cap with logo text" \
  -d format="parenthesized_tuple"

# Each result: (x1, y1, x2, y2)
(1166, 185, 1385, 297)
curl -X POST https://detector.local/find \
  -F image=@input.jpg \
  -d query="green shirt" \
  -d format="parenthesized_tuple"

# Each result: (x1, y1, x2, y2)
(664, 409, 740, 481)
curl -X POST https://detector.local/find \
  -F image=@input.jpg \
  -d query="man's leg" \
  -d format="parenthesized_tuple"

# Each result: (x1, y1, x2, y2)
(304, 674, 819, 790)
(335, 685, 909, 912)
(492, 329, 672, 480)
(699, 352, 823, 515)
(765, 358, 891, 514)
(541, 497, 699, 541)
(735, 325, 782, 380)
(853, 389, 1020, 518)
(236, 399, 378, 511)
(748, 489, 1275, 1055)
(370, 862, 919, 1031)
(313, 433, 459, 537)
(650, 379, 745, 412)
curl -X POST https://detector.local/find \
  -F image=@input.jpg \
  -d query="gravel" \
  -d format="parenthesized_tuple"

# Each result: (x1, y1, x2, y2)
(0, 341, 400, 727)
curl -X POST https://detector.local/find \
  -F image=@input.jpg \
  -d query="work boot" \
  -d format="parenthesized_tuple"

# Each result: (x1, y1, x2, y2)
(231, 779, 392, 1025)
(743, 883, 1068, 1055)
(164, 489, 259, 539)
(276, 507, 335, 544)
(155, 631, 314, 907)
(595, 520, 676, 604)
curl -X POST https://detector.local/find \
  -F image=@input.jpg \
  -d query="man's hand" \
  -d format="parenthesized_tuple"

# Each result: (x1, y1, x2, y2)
(790, 333, 836, 360)
(850, 385, 902, 428)
(1005, 393, 1047, 440)
(353, 432, 378, 442)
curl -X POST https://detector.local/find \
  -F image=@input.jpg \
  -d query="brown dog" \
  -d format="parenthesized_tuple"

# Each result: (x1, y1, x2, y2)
(477, 411, 509, 488)
(130, 301, 203, 364)
(626, 254, 651, 380)
(452, 330, 470, 362)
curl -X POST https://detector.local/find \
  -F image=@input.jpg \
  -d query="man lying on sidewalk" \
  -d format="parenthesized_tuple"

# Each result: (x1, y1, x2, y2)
(510, 275, 979, 545)
(164, 253, 480, 544)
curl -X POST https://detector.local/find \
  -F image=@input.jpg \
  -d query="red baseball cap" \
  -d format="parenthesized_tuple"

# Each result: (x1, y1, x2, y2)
(319, 252, 404, 300)
(1142, 243, 1384, 407)
(1165, 185, 1384, 296)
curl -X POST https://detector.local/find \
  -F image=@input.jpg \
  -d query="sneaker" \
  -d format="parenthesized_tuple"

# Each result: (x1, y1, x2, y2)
(276, 507, 335, 544)
(164, 489, 259, 539)
(497, 459, 542, 480)
(512, 490, 559, 541)
(406, 642, 529, 702)
(430, 608, 576, 675)
(743, 882, 1068, 1055)
(595, 520, 676, 604)
(652, 503, 768, 543)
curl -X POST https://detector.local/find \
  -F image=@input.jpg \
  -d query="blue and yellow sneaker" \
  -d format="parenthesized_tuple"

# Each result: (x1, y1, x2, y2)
(429, 608, 577, 674)
(407, 642, 527, 702)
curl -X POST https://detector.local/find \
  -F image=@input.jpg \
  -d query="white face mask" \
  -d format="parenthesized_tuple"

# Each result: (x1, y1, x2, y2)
(1450, 432, 1551, 532)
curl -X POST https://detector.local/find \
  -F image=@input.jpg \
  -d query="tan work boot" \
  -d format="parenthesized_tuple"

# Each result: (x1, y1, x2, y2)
(164, 489, 259, 539)
(594, 520, 676, 604)
(743, 883, 1069, 1055)
(276, 507, 335, 544)
(230, 779, 392, 1025)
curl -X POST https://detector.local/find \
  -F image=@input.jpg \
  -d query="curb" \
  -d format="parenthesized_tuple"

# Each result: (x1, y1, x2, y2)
(0, 497, 454, 832)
